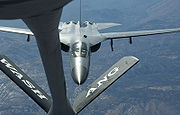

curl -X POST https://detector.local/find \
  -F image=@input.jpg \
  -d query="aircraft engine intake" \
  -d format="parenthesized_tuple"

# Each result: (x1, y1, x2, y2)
(90, 42, 101, 52)
(61, 43, 69, 52)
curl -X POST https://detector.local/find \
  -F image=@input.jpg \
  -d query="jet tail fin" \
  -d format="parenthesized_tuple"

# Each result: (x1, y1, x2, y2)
(73, 56, 139, 114)
(0, 55, 51, 113)
(96, 23, 121, 30)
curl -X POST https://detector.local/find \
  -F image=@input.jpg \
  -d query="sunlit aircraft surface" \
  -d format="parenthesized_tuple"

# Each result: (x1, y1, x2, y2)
(1, 0, 180, 114)
(0, 21, 180, 85)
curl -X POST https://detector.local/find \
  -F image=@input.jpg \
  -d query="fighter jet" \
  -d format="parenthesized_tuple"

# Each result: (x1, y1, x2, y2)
(0, 0, 180, 114)
(0, 21, 180, 85)
(0, 0, 76, 114)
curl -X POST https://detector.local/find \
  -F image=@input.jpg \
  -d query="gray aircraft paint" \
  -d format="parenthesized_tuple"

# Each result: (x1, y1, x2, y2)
(1, 0, 180, 115)
(0, 0, 75, 114)
(73, 56, 139, 113)
(59, 21, 180, 85)
(1, 21, 180, 85)
(59, 21, 105, 84)
(0, 55, 51, 113)
(23, 8, 75, 115)
(0, 54, 139, 115)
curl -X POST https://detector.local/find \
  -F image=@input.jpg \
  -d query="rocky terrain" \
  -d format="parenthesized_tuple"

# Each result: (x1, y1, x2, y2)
(0, 0, 180, 115)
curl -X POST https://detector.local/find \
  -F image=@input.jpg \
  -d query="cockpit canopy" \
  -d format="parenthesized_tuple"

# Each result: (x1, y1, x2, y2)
(66, 21, 77, 24)
(71, 42, 88, 57)
(81, 21, 93, 27)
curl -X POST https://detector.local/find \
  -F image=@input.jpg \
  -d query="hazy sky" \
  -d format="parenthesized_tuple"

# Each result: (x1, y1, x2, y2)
(0, 0, 158, 27)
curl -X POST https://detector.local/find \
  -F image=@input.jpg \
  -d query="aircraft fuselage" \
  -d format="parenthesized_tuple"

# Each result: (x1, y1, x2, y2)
(60, 21, 103, 84)
(70, 42, 90, 84)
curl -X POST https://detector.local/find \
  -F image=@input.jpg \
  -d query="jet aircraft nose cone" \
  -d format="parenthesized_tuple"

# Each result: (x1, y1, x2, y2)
(72, 66, 88, 85)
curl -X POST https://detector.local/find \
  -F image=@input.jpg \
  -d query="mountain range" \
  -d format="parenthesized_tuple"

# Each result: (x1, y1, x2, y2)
(0, 0, 180, 115)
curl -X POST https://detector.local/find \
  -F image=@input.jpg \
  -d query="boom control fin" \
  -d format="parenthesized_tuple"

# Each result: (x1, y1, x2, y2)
(73, 56, 139, 114)
(0, 55, 52, 113)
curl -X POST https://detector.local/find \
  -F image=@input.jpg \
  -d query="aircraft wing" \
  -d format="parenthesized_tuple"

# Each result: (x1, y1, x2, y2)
(0, 26, 33, 35)
(101, 28, 180, 40)
(0, 26, 69, 46)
